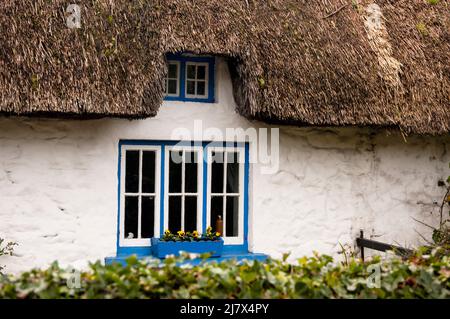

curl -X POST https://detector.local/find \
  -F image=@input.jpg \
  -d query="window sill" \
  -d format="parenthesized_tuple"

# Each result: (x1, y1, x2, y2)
(163, 96, 215, 103)
(104, 252, 268, 266)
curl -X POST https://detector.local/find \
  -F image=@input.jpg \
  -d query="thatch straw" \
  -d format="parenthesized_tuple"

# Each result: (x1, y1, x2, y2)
(0, 0, 448, 134)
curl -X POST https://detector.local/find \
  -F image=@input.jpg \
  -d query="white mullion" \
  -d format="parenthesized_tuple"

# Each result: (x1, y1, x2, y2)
(181, 150, 186, 231)
(196, 149, 202, 232)
(137, 150, 143, 239)
(193, 65, 197, 95)
(206, 192, 238, 196)
(222, 151, 227, 237)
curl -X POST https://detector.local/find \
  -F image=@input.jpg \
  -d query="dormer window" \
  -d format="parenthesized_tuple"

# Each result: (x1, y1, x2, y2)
(163, 54, 215, 103)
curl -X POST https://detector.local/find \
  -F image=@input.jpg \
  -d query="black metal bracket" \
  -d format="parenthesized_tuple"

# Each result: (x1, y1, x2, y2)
(357, 230, 413, 261)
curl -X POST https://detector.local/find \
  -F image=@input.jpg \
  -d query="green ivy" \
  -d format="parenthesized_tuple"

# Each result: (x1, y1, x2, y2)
(0, 248, 448, 299)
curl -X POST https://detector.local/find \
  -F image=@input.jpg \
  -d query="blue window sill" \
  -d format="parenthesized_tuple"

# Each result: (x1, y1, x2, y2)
(104, 252, 268, 266)
(164, 96, 215, 103)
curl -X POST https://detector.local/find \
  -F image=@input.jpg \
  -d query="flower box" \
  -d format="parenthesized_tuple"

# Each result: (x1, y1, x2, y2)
(151, 237, 224, 258)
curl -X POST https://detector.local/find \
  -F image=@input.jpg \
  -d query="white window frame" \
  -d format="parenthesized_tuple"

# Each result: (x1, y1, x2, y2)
(119, 145, 161, 247)
(185, 62, 209, 99)
(164, 145, 204, 233)
(206, 146, 245, 245)
(164, 61, 180, 97)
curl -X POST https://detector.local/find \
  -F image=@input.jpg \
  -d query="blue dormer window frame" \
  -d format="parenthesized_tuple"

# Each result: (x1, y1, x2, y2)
(164, 54, 216, 103)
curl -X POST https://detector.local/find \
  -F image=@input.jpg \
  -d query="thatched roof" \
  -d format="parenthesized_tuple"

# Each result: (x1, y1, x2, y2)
(0, 0, 449, 134)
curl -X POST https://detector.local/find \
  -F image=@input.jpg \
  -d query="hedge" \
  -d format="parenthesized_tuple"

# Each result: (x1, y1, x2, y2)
(0, 248, 448, 299)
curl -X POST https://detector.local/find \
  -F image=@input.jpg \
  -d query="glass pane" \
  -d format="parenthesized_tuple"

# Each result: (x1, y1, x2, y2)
(211, 152, 224, 193)
(142, 151, 155, 193)
(210, 196, 223, 233)
(226, 196, 239, 237)
(168, 79, 177, 94)
(226, 152, 239, 193)
(169, 151, 182, 193)
(187, 64, 196, 79)
(184, 196, 197, 232)
(164, 79, 167, 94)
(168, 63, 178, 78)
(186, 80, 195, 95)
(168, 196, 182, 232)
(124, 196, 138, 239)
(197, 65, 206, 79)
(185, 151, 198, 193)
(125, 150, 139, 193)
(141, 196, 154, 238)
(197, 81, 206, 96)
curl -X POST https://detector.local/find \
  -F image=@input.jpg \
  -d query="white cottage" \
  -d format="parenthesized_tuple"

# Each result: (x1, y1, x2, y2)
(0, 0, 449, 272)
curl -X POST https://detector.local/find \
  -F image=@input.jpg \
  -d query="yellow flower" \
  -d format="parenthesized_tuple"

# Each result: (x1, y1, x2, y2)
(206, 226, 212, 233)
(164, 229, 171, 235)
(177, 230, 185, 237)
(215, 232, 221, 237)
(192, 230, 199, 238)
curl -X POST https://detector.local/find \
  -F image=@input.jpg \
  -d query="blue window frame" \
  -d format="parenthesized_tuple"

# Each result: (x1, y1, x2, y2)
(116, 140, 249, 256)
(163, 54, 215, 103)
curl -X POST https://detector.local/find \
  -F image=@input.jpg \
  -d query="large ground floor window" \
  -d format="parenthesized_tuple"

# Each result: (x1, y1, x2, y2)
(117, 141, 249, 254)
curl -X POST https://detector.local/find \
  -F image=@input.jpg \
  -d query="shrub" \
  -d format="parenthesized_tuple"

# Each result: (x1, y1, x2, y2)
(0, 248, 448, 299)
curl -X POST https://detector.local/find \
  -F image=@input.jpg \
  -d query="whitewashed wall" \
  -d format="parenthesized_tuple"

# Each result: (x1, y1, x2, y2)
(0, 58, 449, 273)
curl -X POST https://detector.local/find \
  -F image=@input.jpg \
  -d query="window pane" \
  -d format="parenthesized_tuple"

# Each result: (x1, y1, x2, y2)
(168, 63, 178, 78)
(211, 152, 224, 193)
(141, 196, 154, 238)
(168, 79, 177, 94)
(210, 196, 223, 233)
(185, 151, 198, 193)
(169, 151, 182, 193)
(197, 65, 206, 80)
(125, 150, 139, 193)
(184, 196, 197, 232)
(142, 151, 155, 193)
(124, 196, 138, 239)
(197, 81, 206, 96)
(226, 196, 239, 237)
(164, 79, 167, 94)
(226, 152, 239, 193)
(186, 80, 195, 95)
(168, 196, 182, 232)
(187, 64, 196, 79)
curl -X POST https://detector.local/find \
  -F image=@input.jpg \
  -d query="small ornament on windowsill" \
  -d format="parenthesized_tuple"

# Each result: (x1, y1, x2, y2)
(127, 232, 134, 239)
(216, 215, 223, 237)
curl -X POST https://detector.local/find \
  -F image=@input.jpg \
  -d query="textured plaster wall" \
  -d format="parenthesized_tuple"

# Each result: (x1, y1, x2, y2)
(251, 128, 449, 260)
(0, 58, 449, 273)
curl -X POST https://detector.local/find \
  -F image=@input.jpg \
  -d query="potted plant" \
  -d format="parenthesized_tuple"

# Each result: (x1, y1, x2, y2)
(151, 227, 224, 258)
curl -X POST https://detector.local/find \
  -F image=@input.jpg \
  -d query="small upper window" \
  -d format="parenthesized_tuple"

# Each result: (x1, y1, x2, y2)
(163, 54, 215, 103)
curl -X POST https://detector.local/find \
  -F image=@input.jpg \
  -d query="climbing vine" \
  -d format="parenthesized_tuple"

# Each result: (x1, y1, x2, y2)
(0, 238, 17, 275)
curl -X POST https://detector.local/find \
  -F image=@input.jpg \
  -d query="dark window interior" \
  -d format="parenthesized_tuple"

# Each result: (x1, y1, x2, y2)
(184, 196, 197, 232)
(125, 151, 139, 193)
(124, 196, 138, 239)
(169, 151, 182, 193)
(168, 195, 182, 232)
